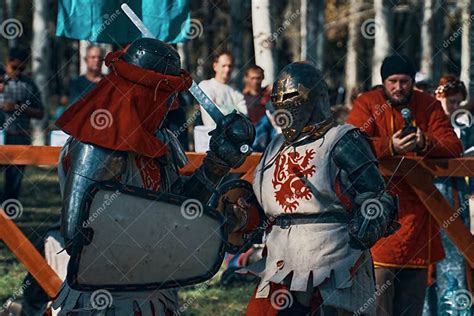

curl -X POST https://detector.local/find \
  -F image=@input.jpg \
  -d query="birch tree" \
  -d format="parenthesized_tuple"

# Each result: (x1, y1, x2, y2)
(420, 0, 445, 84)
(420, 0, 435, 81)
(5, 0, 17, 48)
(252, 0, 276, 86)
(371, 0, 393, 86)
(230, 0, 244, 85)
(31, 0, 50, 145)
(345, 0, 363, 107)
(460, 0, 472, 97)
(300, 0, 325, 70)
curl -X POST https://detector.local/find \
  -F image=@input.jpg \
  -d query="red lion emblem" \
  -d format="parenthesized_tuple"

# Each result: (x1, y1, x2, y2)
(272, 149, 316, 212)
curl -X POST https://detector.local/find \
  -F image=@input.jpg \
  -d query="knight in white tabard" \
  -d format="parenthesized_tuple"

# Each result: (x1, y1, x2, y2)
(198, 51, 248, 126)
(241, 62, 400, 315)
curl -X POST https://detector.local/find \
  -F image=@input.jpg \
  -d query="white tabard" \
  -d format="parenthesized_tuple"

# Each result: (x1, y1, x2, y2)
(242, 124, 376, 314)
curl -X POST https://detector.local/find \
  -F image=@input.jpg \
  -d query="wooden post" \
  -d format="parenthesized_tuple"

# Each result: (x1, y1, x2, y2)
(0, 210, 62, 298)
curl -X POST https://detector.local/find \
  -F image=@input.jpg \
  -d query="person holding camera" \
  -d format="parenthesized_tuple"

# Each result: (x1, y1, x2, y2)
(346, 54, 463, 316)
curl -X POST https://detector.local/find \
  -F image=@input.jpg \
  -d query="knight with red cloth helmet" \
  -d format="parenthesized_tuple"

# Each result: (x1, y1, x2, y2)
(52, 38, 255, 315)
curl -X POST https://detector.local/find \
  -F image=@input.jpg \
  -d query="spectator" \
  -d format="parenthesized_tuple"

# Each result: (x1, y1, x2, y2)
(242, 65, 271, 125)
(68, 45, 104, 105)
(346, 54, 463, 316)
(0, 48, 44, 201)
(436, 76, 474, 156)
(423, 75, 473, 315)
(198, 51, 247, 126)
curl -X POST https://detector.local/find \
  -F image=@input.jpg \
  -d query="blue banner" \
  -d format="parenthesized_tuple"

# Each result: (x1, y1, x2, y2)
(56, 0, 191, 44)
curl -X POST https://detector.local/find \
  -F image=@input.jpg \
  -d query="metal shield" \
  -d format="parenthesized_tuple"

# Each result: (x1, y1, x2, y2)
(67, 182, 226, 291)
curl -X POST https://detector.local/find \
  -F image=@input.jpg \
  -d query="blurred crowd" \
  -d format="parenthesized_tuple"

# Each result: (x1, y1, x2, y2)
(0, 44, 473, 316)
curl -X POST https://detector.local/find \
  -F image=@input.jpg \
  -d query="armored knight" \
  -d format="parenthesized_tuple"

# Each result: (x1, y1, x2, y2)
(52, 38, 254, 315)
(240, 62, 399, 315)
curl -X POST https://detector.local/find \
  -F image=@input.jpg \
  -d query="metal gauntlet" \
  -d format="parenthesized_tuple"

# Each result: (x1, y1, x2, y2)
(331, 129, 400, 250)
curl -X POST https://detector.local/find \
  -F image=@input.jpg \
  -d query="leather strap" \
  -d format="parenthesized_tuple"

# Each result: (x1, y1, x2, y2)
(275, 211, 351, 228)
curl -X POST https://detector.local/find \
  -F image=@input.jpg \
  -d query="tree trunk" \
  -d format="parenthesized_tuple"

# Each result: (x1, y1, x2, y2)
(301, 0, 325, 71)
(252, 0, 276, 86)
(470, 1, 474, 97)
(31, 0, 50, 145)
(345, 0, 362, 107)
(460, 0, 472, 97)
(230, 0, 244, 87)
(79, 40, 88, 75)
(315, 0, 326, 72)
(371, 0, 393, 86)
(432, 0, 445, 83)
(420, 0, 434, 81)
(199, 0, 215, 80)
(300, 0, 308, 60)
(177, 42, 187, 71)
(5, 0, 17, 48)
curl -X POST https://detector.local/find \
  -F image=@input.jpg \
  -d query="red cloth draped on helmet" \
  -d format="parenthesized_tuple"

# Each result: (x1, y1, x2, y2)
(56, 51, 192, 158)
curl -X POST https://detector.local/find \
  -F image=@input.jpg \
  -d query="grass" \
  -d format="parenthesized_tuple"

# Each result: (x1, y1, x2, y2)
(0, 166, 254, 315)
(179, 282, 254, 315)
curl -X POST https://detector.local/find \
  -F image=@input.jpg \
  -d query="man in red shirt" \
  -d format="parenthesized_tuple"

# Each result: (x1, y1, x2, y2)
(242, 65, 271, 125)
(347, 54, 463, 315)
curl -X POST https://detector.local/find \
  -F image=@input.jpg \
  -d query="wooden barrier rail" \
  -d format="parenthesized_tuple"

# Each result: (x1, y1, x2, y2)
(0, 145, 474, 298)
(0, 209, 62, 298)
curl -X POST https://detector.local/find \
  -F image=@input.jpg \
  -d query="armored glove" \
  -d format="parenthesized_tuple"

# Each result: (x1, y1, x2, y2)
(208, 110, 255, 169)
(348, 192, 400, 250)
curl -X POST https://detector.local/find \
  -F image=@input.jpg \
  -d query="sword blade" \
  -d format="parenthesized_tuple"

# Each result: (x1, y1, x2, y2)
(121, 4, 155, 38)
(188, 81, 225, 123)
